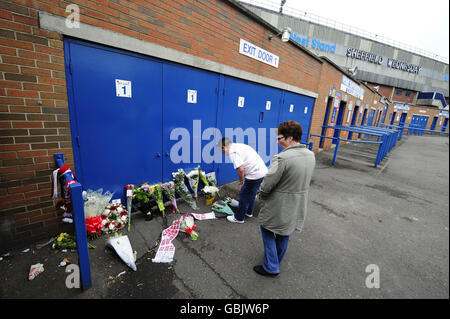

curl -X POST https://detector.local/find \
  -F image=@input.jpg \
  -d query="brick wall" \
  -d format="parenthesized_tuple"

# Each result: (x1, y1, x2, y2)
(0, 0, 74, 249)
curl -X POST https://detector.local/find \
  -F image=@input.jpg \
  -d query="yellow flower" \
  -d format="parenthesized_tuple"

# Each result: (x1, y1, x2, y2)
(57, 233, 66, 242)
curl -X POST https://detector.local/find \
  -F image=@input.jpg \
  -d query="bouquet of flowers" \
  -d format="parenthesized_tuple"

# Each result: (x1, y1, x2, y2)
(186, 168, 201, 202)
(134, 184, 152, 203)
(85, 215, 103, 238)
(198, 167, 209, 187)
(179, 214, 198, 240)
(150, 183, 165, 217)
(161, 181, 179, 214)
(203, 171, 219, 205)
(172, 169, 198, 210)
(124, 184, 134, 231)
(101, 203, 129, 234)
(205, 171, 218, 187)
(52, 232, 95, 253)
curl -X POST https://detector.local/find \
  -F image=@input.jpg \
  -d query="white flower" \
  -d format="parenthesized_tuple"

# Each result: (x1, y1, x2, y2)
(203, 186, 219, 194)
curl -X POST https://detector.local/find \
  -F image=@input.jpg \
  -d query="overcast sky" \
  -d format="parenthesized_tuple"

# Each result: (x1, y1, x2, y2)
(240, 0, 449, 63)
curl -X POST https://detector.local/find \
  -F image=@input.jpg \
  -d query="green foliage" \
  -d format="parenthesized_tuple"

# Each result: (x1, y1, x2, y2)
(133, 186, 150, 203)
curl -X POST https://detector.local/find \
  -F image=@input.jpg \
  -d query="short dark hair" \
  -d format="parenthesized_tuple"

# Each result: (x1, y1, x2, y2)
(217, 137, 232, 148)
(277, 120, 302, 142)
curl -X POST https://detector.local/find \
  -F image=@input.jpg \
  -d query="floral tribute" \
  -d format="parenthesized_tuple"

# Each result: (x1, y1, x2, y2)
(172, 169, 198, 210)
(186, 168, 201, 202)
(150, 183, 166, 217)
(202, 171, 219, 205)
(161, 181, 179, 214)
(124, 184, 134, 231)
(85, 215, 103, 238)
(100, 203, 129, 234)
(179, 214, 198, 240)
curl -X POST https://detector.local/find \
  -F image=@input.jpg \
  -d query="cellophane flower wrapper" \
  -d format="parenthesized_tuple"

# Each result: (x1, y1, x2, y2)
(205, 172, 220, 196)
(106, 235, 137, 271)
(172, 169, 198, 210)
(125, 184, 134, 231)
(198, 167, 209, 187)
(150, 184, 165, 217)
(161, 181, 179, 213)
(179, 215, 198, 240)
(83, 188, 114, 218)
(186, 168, 200, 202)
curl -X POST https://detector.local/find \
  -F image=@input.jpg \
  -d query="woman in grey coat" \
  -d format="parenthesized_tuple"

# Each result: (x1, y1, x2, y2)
(254, 120, 316, 277)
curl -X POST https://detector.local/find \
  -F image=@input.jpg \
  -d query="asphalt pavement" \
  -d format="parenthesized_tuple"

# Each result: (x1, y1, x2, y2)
(0, 134, 448, 302)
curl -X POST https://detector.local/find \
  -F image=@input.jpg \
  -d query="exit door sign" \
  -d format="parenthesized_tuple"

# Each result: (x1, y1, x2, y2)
(115, 79, 132, 98)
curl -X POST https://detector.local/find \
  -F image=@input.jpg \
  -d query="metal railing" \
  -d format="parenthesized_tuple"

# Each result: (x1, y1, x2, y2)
(239, 0, 449, 64)
(54, 153, 92, 289)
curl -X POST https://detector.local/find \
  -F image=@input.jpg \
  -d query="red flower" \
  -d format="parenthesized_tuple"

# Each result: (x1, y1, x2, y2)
(85, 216, 103, 235)
(185, 224, 197, 234)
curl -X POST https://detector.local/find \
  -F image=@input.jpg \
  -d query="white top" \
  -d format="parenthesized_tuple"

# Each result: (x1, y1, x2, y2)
(228, 143, 268, 180)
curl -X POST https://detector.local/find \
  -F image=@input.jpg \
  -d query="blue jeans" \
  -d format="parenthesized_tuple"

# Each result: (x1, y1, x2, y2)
(260, 226, 290, 274)
(235, 177, 264, 221)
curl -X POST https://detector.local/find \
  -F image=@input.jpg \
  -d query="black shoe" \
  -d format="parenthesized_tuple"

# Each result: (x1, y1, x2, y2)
(253, 265, 278, 277)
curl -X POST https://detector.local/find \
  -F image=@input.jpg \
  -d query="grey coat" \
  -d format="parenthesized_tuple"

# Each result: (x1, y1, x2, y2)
(258, 144, 316, 236)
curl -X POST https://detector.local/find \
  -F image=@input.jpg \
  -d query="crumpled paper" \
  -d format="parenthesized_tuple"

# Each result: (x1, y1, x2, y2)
(28, 263, 44, 280)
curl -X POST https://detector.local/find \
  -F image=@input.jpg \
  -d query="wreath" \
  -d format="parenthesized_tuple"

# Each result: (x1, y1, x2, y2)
(100, 203, 129, 234)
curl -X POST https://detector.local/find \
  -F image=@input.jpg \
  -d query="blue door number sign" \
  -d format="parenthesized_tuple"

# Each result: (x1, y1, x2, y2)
(115, 79, 132, 98)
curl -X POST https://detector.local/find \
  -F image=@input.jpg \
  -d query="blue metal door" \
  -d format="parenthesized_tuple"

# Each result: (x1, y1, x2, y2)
(319, 97, 333, 148)
(390, 111, 396, 125)
(332, 101, 346, 144)
(218, 76, 284, 184)
(366, 109, 376, 126)
(430, 116, 438, 130)
(348, 105, 359, 140)
(409, 115, 428, 134)
(442, 118, 448, 132)
(279, 90, 315, 145)
(65, 39, 163, 200)
(399, 112, 407, 125)
(162, 63, 220, 181)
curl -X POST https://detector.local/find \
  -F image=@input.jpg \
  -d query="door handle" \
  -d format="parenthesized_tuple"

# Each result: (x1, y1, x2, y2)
(259, 111, 264, 123)
(156, 153, 161, 158)
(165, 152, 169, 157)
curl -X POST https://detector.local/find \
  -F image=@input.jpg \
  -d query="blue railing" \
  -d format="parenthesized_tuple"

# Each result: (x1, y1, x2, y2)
(310, 133, 383, 167)
(379, 123, 449, 136)
(312, 123, 402, 167)
(54, 153, 92, 290)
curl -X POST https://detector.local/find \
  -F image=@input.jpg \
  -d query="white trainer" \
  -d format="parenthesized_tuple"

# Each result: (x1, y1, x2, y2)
(227, 215, 244, 224)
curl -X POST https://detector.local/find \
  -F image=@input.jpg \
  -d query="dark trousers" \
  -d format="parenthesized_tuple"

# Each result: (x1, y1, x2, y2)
(260, 226, 290, 274)
(235, 177, 263, 221)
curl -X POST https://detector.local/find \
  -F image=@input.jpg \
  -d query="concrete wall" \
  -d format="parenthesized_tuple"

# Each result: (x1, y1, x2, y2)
(243, 3, 449, 97)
